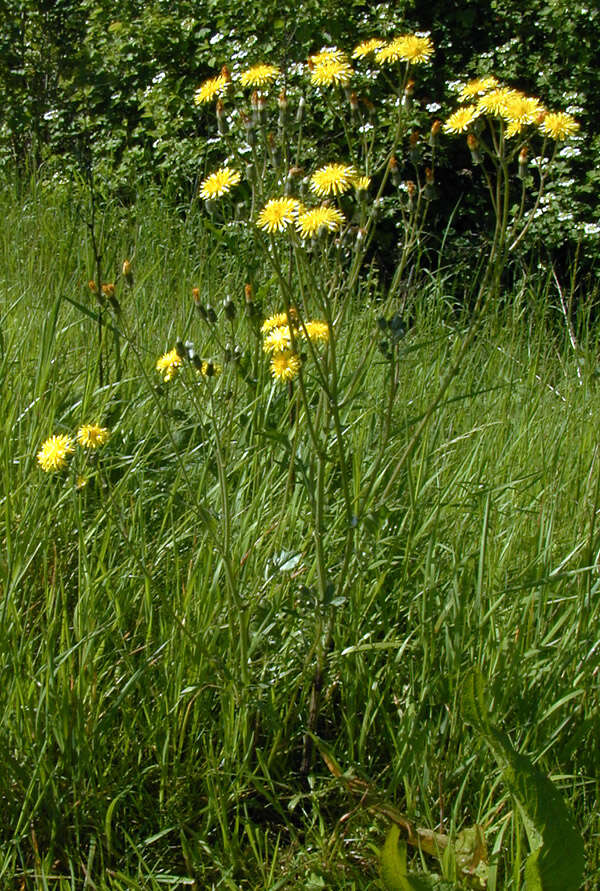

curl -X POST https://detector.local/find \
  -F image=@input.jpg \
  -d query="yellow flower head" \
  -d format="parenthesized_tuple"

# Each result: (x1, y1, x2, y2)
(310, 163, 356, 197)
(261, 310, 297, 334)
(353, 175, 371, 192)
(459, 76, 498, 102)
(77, 424, 110, 449)
(503, 95, 545, 137)
(376, 34, 434, 65)
(540, 111, 580, 140)
(239, 63, 280, 87)
(352, 38, 386, 59)
(198, 361, 222, 378)
(194, 74, 229, 105)
(156, 348, 183, 382)
(256, 197, 299, 233)
(443, 105, 481, 134)
(263, 325, 293, 353)
(308, 48, 346, 66)
(302, 320, 329, 343)
(270, 350, 301, 382)
(477, 87, 519, 117)
(199, 167, 241, 200)
(296, 205, 346, 238)
(37, 434, 74, 472)
(310, 59, 353, 87)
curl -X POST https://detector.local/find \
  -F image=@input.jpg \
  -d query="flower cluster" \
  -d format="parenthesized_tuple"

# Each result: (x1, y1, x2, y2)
(444, 77, 579, 141)
(156, 344, 222, 383)
(37, 425, 110, 473)
(262, 310, 329, 382)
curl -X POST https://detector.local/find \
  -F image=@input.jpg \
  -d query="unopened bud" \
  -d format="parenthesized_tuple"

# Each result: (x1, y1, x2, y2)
(349, 91, 359, 115)
(216, 99, 227, 135)
(223, 298, 236, 320)
(122, 259, 132, 284)
(258, 94, 268, 126)
(429, 119, 441, 148)
(389, 155, 401, 187)
(206, 305, 217, 324)
(192, 287, 201, 305)
(175, 340, 187, 360)
(278, 89, 287, 127)
(296, 95, 305, 124)
(423, 168, 436, 201)
(221, 66, 231, 83)
(467, 132, 482, 165)
(409, 130, 420, 163)
(402, 79, 415, 110)
(518, 145, 529, 179)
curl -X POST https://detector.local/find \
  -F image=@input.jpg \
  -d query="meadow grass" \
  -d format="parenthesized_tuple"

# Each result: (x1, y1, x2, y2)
(0, 182, 599, 889)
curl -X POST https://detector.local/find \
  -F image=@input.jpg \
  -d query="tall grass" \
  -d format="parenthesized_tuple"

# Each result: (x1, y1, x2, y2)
(0, 182, 598, 889)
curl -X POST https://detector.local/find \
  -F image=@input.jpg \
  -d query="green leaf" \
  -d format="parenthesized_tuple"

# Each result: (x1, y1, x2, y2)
(381, 825, 437, 891)
(462, 669, 585, 891)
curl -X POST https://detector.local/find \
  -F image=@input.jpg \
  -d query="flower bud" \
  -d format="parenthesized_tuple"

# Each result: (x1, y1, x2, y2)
(389, 155, 401, 187)
(428, 119, 441, 148)
(223, 298, 236, 320)
(467, 132, 482, 165)
(296, 95, 305, 124)
(122, 259, 133, 285)
(216, 99, 227, 135)
(278, 89, 287, 128)
(349, 91, 359, 116)
(258, 94, 268, 126)
(175, 340, 187, 360)
(409, 130, 420, 163)
(402, 79, 415, 110)
(423, 167, 436, 201)
(518, 145, 529, 179)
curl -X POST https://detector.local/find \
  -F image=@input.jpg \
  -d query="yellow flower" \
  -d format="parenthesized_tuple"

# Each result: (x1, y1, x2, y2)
(261, 311, 296, 334)
(352, 38, 386, 59)
(310, 163, 356, 197)
(353, 175, 371, 192)
(296, 206, 346, 238)
(503, 95, 545, 137)
(540, 111, 580, 140)
(310, 59, 353, 87)
(198, 361, 222, 377)
(476, 87, 519, 117)
(443, 105, 481, 134)
(256, 197, 299, 233)
(459, 76, 498, 102)
(37, 434, 74, 472)
(302, 320, 329, 343)
(194, 74, 228, 105)
(156, 348, 183, 382)
(270, 350, 301, 382)
(77, 424, 110, 449)
(199, 167, 241, 200)
(376, 34, 434, 65)
(308, 48, 346, 66)
(263, 325, 293, 353)
(239, 63, 280, 87)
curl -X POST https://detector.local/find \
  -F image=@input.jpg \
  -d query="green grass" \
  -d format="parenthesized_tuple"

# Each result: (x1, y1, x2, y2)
(0, 181, 599, 889)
